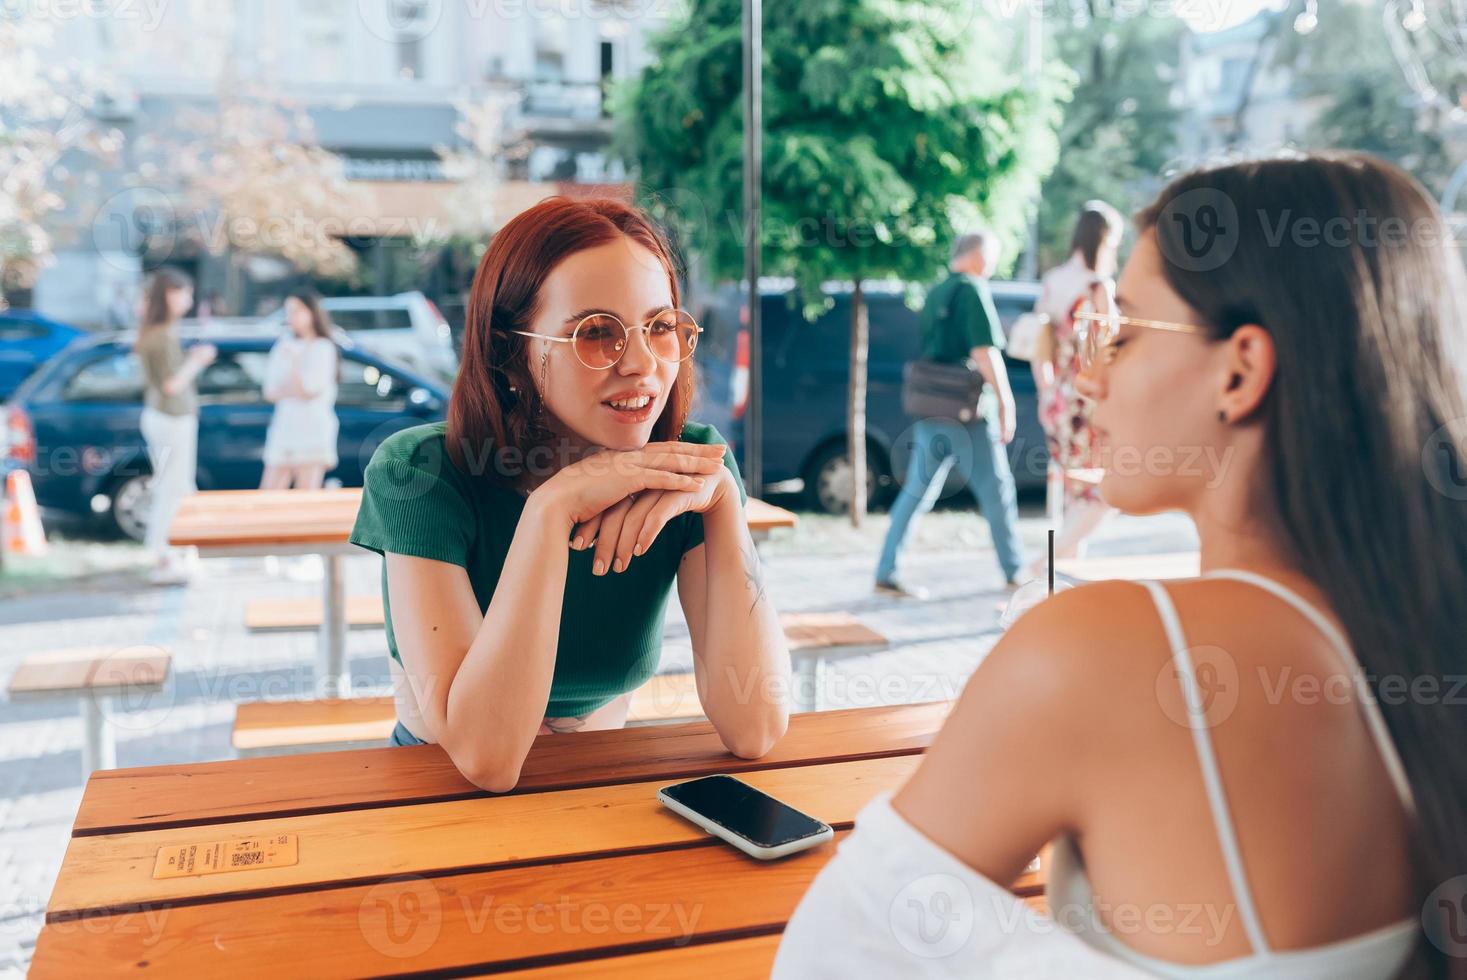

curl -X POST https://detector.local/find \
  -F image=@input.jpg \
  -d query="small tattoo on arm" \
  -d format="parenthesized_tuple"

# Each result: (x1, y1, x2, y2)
(741, 538, 768, 615)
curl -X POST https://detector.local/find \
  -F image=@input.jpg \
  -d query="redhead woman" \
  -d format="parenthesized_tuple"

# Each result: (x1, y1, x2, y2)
(775, 153, 1467, 978)
(350, 197, 790, 791)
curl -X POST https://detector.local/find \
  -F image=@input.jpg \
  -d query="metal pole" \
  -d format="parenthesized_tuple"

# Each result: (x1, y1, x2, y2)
(1020, 1, 1043, 280)
(742, 0, 763, 496)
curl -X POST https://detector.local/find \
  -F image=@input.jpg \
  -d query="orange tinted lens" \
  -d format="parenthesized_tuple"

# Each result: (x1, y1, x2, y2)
(574, 314, 626, 368)
(645, 310, 698, 362)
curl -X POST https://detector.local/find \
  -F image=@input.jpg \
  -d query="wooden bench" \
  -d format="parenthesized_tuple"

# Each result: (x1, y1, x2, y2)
(244, 595, 386, 631)
(233, 612, 888, 753)
(6, 647, 171, 776)
(232, 696, 398, 757)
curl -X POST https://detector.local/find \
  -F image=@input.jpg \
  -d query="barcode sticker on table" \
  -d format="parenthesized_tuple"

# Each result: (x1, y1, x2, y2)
(151, 834, 298, 879)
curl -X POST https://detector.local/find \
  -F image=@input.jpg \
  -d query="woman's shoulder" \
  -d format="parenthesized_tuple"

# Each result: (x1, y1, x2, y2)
(368, 422, 454, 473)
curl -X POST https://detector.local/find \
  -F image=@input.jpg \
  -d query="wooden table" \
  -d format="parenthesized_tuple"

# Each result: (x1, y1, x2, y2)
(171, 489, 799, 698)
(744, 497, 798, 540)
(169, 488, 362, 698)
(30, 701, 1045, 977)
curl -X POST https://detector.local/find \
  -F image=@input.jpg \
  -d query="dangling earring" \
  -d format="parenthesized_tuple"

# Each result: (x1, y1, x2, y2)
(534, 345, 550, 436)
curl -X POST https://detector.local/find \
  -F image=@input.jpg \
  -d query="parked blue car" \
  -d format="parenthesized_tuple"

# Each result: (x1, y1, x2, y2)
(0, 310, 84, 401)
(691, 280, 1048, 513)
(2, 329, 448, 540)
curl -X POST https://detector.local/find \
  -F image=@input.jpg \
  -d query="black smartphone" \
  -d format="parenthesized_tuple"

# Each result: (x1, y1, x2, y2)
(657, 774, 834, 859)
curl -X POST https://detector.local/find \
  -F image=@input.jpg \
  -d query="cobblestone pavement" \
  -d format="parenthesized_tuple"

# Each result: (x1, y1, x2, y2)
(0, 502, 1196, 974)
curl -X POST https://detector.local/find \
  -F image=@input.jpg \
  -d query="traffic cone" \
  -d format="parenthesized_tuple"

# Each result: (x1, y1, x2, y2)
(4, 469, 48, 557)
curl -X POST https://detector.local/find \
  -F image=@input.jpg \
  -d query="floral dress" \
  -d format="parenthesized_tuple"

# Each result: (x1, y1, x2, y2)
(1037, 260, 1105, 505)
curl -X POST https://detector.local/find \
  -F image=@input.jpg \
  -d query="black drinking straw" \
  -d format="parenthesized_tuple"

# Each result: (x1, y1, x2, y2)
(1048, 529, 1055, 596)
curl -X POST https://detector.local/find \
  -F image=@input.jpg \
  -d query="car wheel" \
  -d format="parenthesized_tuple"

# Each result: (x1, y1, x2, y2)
(804, 443, 887, 516)
(107, 472, 152, 543)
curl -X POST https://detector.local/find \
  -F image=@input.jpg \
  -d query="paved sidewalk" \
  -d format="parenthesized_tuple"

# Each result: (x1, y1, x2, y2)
(0, 504, 1196, 974)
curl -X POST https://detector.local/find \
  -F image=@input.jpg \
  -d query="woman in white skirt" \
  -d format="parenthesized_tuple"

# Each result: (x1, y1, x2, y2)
(261, 288, 339, 490)
(135, 268, 214, 582)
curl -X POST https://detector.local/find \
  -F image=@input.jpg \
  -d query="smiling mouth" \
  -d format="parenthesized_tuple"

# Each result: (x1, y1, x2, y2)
(604, 394, 654, 411)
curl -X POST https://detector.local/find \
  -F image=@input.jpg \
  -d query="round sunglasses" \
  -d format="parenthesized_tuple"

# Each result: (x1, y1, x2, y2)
(510, 308, 702, 370)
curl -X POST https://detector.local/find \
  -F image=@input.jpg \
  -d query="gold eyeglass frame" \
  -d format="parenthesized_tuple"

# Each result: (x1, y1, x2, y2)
(509, 308, 704, 371)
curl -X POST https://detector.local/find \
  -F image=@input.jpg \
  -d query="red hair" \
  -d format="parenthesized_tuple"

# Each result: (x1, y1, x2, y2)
(446, 197, 693, 481)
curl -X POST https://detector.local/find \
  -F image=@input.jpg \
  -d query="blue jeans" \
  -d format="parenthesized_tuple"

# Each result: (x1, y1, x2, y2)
(876, 415, 1025, 584)
(390, 719, 427, 746)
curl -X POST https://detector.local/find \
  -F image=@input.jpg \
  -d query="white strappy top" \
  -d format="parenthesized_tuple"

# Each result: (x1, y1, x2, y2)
(772, 569, 1419, 979)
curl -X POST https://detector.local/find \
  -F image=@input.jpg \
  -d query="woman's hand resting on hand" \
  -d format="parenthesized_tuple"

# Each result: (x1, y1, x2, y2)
(571, 463, 737, 576)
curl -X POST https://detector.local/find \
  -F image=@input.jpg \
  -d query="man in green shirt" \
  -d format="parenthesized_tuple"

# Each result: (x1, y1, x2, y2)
(876, 229, 1026, 598)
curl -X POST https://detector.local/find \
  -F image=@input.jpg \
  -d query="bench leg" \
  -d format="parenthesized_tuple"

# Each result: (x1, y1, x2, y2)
(318, 553, 349, 698)
(792, 656, 823, 713)
(81, 694, 116, 776)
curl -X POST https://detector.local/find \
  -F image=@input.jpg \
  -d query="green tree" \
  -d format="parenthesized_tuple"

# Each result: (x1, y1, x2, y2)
(620, 0, 1065, 523)
(1034, 6, 1185, 270)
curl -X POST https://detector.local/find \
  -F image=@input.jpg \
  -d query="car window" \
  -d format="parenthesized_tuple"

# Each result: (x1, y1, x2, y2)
(63, 351, 145, 403)
(329, 309, 414, 332)
(197, 351, 269, 405)
(0, 320, 47, 342)
(338, 355, 409, 411)
(992, 296, 1035, 330)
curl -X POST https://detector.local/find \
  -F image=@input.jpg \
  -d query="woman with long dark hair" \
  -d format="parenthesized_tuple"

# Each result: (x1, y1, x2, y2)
(776, 152, 1467, 978)
(134, 267, 213, 581)
(350, 197, 790, 790)
(261, 288, 339, 490)
(1028, 199, 1126, 576)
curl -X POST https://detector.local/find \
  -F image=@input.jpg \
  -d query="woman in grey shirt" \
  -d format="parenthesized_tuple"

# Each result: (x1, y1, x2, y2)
(134, 268, 214, 581)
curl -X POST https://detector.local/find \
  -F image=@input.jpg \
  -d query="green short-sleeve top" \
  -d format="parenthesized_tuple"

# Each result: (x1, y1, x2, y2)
(349, 421, 746, 718)
(921, 272, 1006, 364)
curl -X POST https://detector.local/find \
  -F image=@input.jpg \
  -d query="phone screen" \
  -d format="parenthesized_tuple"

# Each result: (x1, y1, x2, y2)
(661, 775, 828, 847)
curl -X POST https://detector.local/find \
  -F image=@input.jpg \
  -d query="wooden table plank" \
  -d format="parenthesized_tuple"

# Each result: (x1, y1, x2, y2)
(49, 756, 920, 920)
(32, 837, 841, 979)
(489, 935, 784, 980)
(72, 701, 951, 836)
(34, 835, 1046, 978)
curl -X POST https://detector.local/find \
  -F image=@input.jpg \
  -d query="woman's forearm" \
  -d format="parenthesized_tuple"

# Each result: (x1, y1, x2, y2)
(695, 494, 790, 757)
(443, 493, 572, 790)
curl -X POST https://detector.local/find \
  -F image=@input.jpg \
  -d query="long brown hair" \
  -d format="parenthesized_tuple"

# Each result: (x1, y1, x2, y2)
(135, 267, 192, 344)
(285, 287, 335, 342)
(446, 197, 694, 482)
(1138, 152, 1467, 978)
(1069, 199, 1123, 272)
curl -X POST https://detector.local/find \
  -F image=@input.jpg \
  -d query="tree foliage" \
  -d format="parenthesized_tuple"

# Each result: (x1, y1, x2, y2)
(619, 0, 1066, 305)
